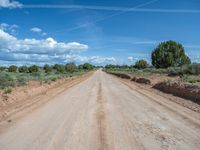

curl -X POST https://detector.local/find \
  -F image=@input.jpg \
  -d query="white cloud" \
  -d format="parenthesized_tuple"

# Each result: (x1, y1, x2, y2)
(0, 29, 88, 55)
(63, 55, 117, 65)
(0, 23, 19, 34)
(0, 29, 118, 65)
(0, 27, 117, 65)
(30, 27, 47, 36)
(30, 27, 42, 33)
(128, 56, 139, 62)
(0, 0, 22, 8)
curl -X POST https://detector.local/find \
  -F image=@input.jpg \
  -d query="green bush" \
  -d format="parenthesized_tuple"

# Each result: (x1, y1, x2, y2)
(82, 63, 93, 70)
(134, 60, 148, 69)
(181, 64, 200, 75)
(43, 64, 52, 73)
(0, 67, 7, 71)
(151, 40, 191, 68)
(53, 64, 65, 73)
(18, 66, 29, 73)
(0, 73, 17, 89)
(65, 63, 77, 73)
(28, 65, 39, 73)
(8, 65, 18, 72)
(4, 87, 12, 94)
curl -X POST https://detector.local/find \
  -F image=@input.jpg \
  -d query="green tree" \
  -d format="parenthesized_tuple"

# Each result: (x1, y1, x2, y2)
(53, 64, 65, 73)
(8, 65, 18, 72)
(134, 60, 148, 69)
(82, 63, 93, 70)
(0, 67, 7, 71)
(65, 63, 77, 73)
(28, 65, 39, 73)
(151, 40, 191, 68)
(18, 66, 29, 73)
(43, 64, 52, 73)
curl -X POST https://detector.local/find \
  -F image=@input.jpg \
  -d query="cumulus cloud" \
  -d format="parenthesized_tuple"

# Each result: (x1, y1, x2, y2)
(128, 56, 139, 62)
(0, 29, 88, 54)
(30, 27, 47, 36)
(0, 23, 18, 34)
(30, 27, 42, 33)
(0, 29, 117, 65)
(0, 0, 22, 8)
(63, 55, 116, 65)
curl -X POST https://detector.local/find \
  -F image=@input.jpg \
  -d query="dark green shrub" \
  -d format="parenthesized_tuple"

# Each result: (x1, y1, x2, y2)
(8, 65, 18, 72)
(18, 66, 29, 73)
(53, 64, 65, 73)
(43, 64, 52, 73)
(65, 63, 77, 73)
(82, 63, 93, 70)
(0, 67, 7, 71)
(134, 60, 148, 69)
(151, 40, 191, 68)
(28, 65, 39, 73)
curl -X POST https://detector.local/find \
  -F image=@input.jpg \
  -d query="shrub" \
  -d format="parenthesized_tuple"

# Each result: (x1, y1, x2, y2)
(0, 73, 16, 89)
(4, 87, 12, 94)
(51, 77, 57, 81)
(65, 63, 77, 73)
(18, 66, 29, 73)
(8, 65, 18, 72)
(134, 60, 148, 69)
(0, 67, 7, 71)
(53, 64, 65, 73)
(181, 63, 200, 75)
(151, 40, 191, 68)
(17, 76, 28, 86)
(43, 64, 52, 73)
(28, 65, 39, 73)
(82, 63, 93, 70)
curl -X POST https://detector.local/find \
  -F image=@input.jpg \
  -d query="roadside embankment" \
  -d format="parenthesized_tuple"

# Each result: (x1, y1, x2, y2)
(105, 70, 200, 106)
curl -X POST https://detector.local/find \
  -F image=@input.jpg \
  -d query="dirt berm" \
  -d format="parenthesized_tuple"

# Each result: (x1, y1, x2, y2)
(153, 81, 200, 104)
(105, 71, 131, 79)
(131, 77, 151, 85)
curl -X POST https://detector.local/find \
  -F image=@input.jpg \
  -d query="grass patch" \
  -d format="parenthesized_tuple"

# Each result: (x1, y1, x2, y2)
(3, 87, 12, 94)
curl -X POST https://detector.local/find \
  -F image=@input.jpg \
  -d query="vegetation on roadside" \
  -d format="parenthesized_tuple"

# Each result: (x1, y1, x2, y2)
(0, 63, 94, 90)
(104, 40, 200, 85)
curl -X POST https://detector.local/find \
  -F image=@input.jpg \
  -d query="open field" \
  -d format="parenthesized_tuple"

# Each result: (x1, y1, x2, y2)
(0, 70, 200, 150)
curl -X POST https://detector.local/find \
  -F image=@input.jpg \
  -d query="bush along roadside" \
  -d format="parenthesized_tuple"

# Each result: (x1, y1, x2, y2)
(0, 63, 95, 91)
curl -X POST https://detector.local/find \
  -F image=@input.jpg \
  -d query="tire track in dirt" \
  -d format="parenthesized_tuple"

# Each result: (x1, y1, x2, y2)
(119, 79, 200, 130)
(96, 82, 114, 150)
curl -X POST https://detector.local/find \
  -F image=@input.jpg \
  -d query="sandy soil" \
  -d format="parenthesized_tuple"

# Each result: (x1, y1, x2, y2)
(0, 70, 200, 150)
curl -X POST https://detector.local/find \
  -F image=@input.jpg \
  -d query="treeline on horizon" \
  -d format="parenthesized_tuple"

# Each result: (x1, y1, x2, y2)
(0, 63, 96, 73)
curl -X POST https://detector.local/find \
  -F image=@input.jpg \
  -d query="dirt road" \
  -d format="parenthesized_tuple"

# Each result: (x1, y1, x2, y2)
(0, 70, 200, 150)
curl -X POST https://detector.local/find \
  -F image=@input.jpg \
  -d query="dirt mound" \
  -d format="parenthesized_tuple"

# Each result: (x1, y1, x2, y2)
(107, 72, 131, 79)
(153, 81, 200, 104)
(131, 77, 151, 85)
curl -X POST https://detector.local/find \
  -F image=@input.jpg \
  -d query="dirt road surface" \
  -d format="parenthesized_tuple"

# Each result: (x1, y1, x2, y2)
(0, 70, 200, 150)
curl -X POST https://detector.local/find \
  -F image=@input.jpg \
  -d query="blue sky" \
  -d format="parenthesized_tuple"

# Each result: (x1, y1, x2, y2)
(0, 0, 200, 66)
